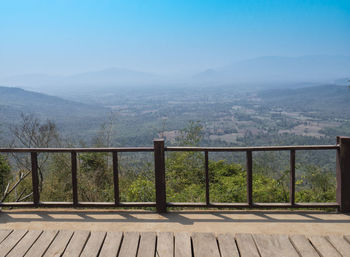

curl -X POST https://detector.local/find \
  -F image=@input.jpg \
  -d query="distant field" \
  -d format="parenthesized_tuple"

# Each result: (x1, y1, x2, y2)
(1, 84, 350, 147)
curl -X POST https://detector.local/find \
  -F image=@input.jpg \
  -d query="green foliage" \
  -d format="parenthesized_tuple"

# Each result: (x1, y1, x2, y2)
(296, 165, 336, 202)
(0, 154, 11, 195)
(127, 177, 155, 202)
(78, 153, 113, 202)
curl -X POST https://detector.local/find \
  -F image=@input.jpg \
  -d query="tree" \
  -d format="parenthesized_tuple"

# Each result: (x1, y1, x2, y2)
(2, 114, 61, 202)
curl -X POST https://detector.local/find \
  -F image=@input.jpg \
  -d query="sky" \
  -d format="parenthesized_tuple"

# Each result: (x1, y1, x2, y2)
(1, 0, 350, 76)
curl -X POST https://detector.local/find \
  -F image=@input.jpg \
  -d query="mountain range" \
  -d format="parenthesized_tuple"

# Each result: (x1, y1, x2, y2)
(0, 55, 349, 94)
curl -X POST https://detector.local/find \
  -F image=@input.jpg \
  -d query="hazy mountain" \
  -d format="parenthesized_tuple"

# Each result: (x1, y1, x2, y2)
(0, 86, 109, 139)
(1, 55, 349, 95)
(0, 68, 162, 94)
(193, 55, 350, 85)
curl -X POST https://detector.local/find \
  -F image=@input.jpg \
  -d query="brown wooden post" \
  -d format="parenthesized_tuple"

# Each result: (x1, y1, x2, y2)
(205, 151, 210, 206)
(246, 150, 253, 207)
(290, 149, 296, 206)
(112, 152, 120, 205)
(31, 152, 40, 205)
(336, 136, 350, 212)
(154, 139, 166, 213)
(71, 151, 78, 207)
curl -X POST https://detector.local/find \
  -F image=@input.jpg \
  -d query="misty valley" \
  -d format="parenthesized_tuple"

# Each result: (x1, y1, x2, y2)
(0, 81, 349, 206)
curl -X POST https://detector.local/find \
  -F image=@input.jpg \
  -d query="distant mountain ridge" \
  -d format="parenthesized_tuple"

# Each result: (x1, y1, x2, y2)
(0, 55, 349, 94)
(193, 55, 350, 84)
(0, 86, 109, 134)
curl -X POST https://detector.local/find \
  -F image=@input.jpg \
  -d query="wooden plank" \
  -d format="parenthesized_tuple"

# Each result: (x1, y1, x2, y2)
(0, 229, 12, 244)
(309, 235, 341, 257)
(156, 232, 173, 257)
(235, 233, 260, 257)
(174, 232, 191, 257)
(327, 235, 350, 257)
(217, 233, 239, 257)
(118, 232, 140, 257)
(25, 230, 58, 257)
(345, 235, 350, 244)
(80, 231, 106, 257)
(7, 230, 42, 257)
(62, 230, 90, 257)
(43, 230, 74, 257)
(99, 231, 123, 257)
(0, 229, 27, 257)
(192, 232, 220, 257)
(236, 234, 260, 257)
(253, 234, 299, 257)
(138, 232, 156, 257)
(289, 234, 319, 257)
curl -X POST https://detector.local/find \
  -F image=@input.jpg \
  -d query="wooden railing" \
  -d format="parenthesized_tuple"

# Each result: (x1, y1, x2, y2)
(1, 136, 349, 213)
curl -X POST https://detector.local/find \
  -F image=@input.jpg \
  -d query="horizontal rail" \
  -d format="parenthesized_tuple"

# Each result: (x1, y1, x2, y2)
(0, 201, 337, 209)
(0, 145, 339, 153)
(0, 147, 154, 153)
(166, 145, 339, 152)
(167, 202, 339, 208)
(0, 202, 156, 208)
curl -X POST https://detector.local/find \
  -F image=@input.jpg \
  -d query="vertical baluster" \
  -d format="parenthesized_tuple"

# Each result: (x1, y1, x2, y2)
(31, 152, 40, 206)
(336, 136, 350, 212)
(71, 151, 78, 207)
(205, 151, 210, 206)
(290, 149, 296, 206)
(113, 152, 120, 205)
(154, 139, 166, 213)
(246, 150, 253, 207)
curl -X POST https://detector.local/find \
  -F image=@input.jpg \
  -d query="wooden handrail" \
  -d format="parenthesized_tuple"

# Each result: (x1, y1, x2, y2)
(0, 139, 348, 213)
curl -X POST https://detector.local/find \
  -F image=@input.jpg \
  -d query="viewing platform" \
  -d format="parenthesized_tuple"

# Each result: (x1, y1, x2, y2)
(1, 137, 350, 255)
(1, 209, 350, 256)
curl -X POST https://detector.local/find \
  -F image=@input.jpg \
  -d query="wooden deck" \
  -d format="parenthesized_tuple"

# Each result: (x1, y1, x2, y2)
(0, 229, 350, 256)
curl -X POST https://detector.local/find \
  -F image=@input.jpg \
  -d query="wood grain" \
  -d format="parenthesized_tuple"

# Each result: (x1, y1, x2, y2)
(0, 229, 27, 257)
(43, 230, 74, 257)
(0, 229, 12, 244)
(217, 233, 240, 257)
(192, 232, 220, 257)
(138, 232, 156, 257)
(235, 233, 260, 257)
(253, 234, 299, 257)
(118, 232, 140, 257)
(309, 235, 341, 257)
(327, 235, 350, 257)
(99, 231, 123, 257)
(174, 232, 191, 257)
(156, 232, 174, 257)
(289, 234, 319, 257)
(7, 230, 42, 257)
(23, 230, 58, 257)
(80, 231, 106, 257)
(62, 230, 90, 257)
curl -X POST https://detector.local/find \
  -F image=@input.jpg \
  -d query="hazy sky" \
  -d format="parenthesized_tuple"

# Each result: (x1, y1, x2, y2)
(1, 0, 350, 76)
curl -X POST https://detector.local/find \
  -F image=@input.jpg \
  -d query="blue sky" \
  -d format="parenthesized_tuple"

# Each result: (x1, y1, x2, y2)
(1, 0, 349, 76)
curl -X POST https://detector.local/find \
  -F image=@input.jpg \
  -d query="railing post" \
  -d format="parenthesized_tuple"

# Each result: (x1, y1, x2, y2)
(246, 150, 253, 207)
(290, 149, 296, 206)
(113, 152, 120, 205)
(71, 151, 78, 207)
(205, 151, 210, 206)
(336, 136, 350, 212)
(154, 139, 166, 213)
(31, 152, 40, 205)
